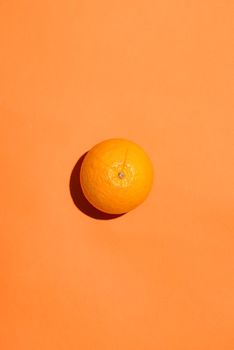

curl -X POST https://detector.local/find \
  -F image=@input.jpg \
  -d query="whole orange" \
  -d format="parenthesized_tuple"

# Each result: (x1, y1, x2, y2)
(80, 139, 154, 214)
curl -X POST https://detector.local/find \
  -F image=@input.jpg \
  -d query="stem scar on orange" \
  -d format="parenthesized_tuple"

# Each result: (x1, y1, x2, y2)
(80, 139, 154, 215)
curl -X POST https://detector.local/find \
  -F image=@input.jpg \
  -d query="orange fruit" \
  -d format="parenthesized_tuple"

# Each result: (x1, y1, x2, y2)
(80, 139, 154, 214)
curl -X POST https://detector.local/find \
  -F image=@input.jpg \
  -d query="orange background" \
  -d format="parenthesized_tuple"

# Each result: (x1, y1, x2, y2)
(0, 1, 234, 349)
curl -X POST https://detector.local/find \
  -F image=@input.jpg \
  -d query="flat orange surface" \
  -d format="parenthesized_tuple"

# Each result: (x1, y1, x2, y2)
(0, 1, 233, 349)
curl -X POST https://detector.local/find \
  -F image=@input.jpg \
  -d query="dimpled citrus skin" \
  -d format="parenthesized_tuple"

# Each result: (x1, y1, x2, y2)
(80, 139, 154, 214)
